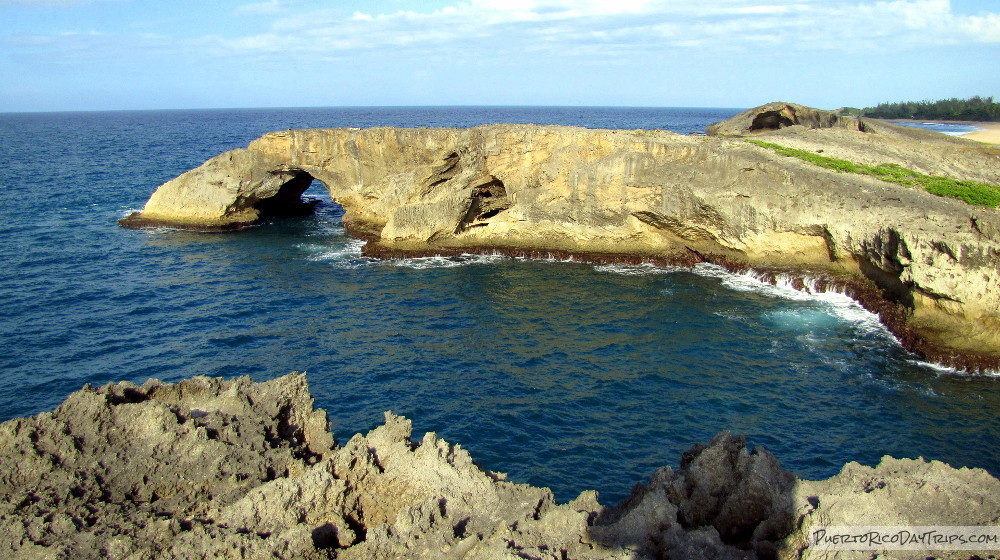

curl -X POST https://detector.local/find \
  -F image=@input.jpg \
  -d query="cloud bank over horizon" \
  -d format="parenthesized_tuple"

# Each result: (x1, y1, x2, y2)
(1, 0, 998, 111)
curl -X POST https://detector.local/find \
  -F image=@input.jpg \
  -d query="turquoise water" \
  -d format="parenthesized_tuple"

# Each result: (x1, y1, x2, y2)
(0, 107, 997, 505)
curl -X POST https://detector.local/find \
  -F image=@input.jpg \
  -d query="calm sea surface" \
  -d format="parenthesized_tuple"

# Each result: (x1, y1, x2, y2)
(890, 121, 983, 135)
(0, 107, 997, 504)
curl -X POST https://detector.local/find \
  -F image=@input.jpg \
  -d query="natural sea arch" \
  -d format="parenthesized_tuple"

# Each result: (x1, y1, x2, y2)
(119, 119, 1000, 372)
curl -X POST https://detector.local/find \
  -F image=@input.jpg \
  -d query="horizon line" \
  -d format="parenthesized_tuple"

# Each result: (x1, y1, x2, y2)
(0, 103, 764, 116)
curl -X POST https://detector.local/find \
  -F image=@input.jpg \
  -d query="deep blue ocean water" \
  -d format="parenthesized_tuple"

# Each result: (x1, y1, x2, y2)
(0, 106, 997, 505)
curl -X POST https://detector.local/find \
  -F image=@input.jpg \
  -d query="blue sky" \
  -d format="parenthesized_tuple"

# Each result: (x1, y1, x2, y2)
(1, 0, 998, 111)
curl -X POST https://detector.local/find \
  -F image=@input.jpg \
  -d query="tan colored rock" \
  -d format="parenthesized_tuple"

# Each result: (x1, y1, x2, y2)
(705, 101, 870, 136)
(119, 104, 1000, 369)
(0, 373, 335, 559)
(2, 374, 997, 560)
(121, 149, 318, 229)
(782, 456, 1000, 560)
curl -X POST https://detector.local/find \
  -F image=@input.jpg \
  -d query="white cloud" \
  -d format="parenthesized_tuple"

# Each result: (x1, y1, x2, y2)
(199, 0, 988, 66)
(223, 0, 1000, 62)
(6, 0, 998, 71)
(733, 5, 795, 15)
(821, 0, 1000, 46)
(235, 0, 291, 17)
(958, 12, 1000, 42)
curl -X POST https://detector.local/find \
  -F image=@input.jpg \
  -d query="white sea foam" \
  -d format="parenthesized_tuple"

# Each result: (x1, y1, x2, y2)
(713, 311, 745, 321)
(592, 262, 684, 276)
(892, 121, 982, 136)
(688, 265, 1000, 376)
(303, 245, 513, 270)
(592, 262, 889, 339)
(910, 359, 1000, 378)
(691, 263, 893, 339)
(303, 247, 990, 376)
(310, 223, 346, 236)
(387, 253, 509, 270)
(136, 225, 172, 235)
(911, 359, 964, 375)
(300, 238, 367, 264)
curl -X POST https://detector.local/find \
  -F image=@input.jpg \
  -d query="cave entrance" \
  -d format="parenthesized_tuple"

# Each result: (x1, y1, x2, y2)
(253, 170, 322, 221)
(455, 176, 512, 233)
(748, 109, 796, 131)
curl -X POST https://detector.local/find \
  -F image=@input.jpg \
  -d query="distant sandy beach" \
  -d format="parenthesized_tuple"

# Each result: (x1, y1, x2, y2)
(878, 118, 1000, 144)
(960, 122, 1000, 144)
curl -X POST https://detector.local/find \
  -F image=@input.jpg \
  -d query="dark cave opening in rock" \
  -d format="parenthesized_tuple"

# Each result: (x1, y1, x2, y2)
(748, 109, 796, 131)
(253, 171, 322, 221)
(455, 177, 512, 233)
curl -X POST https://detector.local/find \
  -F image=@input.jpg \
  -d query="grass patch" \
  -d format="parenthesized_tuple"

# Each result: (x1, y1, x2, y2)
(746, 139, 1000, 207)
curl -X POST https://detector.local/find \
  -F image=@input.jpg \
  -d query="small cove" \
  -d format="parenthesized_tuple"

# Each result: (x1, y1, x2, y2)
(0, 107, 997, 504)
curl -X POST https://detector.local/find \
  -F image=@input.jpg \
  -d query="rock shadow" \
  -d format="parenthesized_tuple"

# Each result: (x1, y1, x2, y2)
(454, 175, 512, 233)
(587, 432, 798, 559)
(253, 170, 320, 221)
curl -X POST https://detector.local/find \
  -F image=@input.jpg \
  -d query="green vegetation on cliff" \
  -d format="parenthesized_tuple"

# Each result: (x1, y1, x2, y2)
(851, 96, 1000, 121)
(746, 139, 1000, 207)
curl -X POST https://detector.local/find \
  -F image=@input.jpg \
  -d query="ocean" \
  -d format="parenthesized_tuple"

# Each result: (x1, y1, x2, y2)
(0, 106, 997, 505)
(890, 121, 984, 136)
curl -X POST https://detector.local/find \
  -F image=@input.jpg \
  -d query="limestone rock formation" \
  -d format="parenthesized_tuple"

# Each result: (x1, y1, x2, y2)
(118, 149, 319, 229)
(1, 374, 997, 559)
(704, 101, 870, 136)
(119, 103, 1000, 370)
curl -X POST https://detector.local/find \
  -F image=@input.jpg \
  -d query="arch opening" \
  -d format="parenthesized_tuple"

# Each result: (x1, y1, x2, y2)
(253, 171, 321, 221)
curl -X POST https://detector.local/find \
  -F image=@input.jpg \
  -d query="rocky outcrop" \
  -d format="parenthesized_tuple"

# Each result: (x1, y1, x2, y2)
(119, 103, 1000, 370)
(118, 149, 321, 230)
(705, 101, 871, 136)
(2, 374, 997, 559)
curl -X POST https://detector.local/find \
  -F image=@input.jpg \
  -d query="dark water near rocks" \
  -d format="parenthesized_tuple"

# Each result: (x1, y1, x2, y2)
(1, 106, 997, 505)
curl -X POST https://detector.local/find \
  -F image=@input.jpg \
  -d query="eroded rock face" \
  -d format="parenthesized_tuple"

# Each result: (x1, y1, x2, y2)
(119, 104, 1000, 369)
(118, 149, 321, 229)
(1, 374, 998, 559)
(705, 102, 870, 136)
(0, 374, 334, 559)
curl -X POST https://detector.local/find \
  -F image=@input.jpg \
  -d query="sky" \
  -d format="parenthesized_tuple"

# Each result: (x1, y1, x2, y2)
(1, 0, 998, 112)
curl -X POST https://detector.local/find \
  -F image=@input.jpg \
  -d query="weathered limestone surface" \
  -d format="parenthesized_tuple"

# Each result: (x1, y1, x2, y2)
(1, 374, 997, 560)
(705, 101, 871, 137)
(120, 103, 1000, 368)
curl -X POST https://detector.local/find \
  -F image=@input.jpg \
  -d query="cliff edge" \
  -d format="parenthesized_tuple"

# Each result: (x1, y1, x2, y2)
(119, 103, 1000, 371)
(2, 374, 997, 560)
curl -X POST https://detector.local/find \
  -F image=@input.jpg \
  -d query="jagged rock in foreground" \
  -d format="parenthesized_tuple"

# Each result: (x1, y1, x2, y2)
(2, 374, 997, 559)
(118, 102, 1000, 371)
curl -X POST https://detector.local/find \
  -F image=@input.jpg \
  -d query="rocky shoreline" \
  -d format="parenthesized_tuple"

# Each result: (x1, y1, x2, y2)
(357, 240, 1000, 373)
(1, 374, 997, 560)
(118, 102, 1000, 373)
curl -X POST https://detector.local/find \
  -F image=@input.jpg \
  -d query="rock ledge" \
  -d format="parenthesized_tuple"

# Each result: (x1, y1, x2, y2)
(2, 374, 997, 559)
